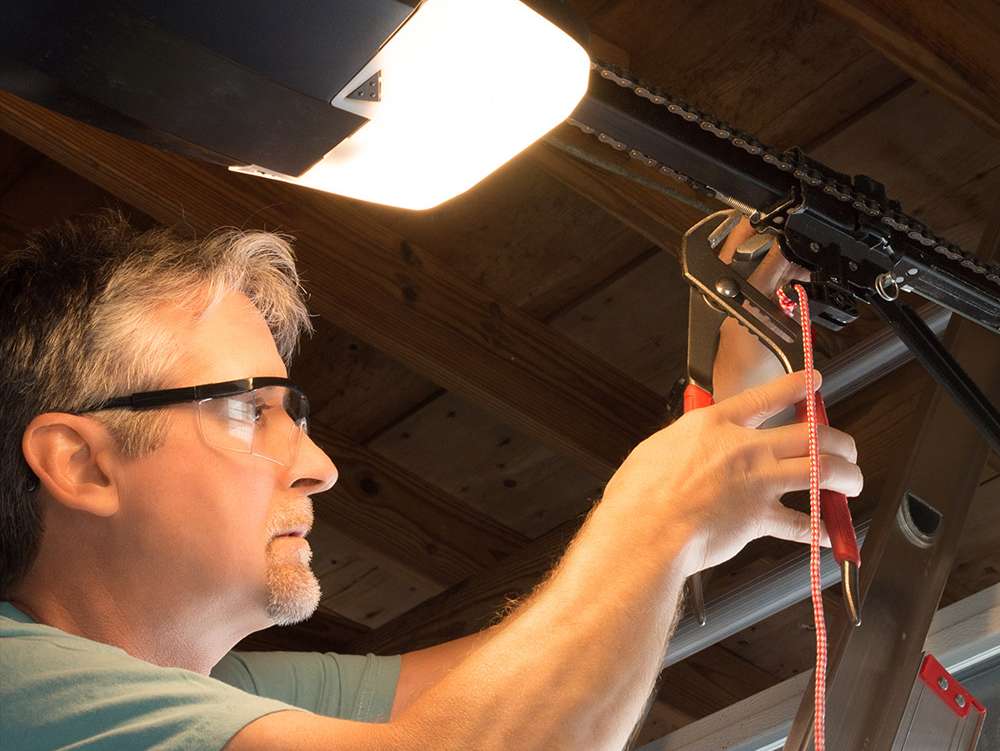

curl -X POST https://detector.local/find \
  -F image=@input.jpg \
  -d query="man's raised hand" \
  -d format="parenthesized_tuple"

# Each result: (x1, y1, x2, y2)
(599, 370, 862, 578)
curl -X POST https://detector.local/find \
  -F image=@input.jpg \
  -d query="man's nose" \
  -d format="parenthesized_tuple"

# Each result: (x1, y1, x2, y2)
(290, 431, 338, 495)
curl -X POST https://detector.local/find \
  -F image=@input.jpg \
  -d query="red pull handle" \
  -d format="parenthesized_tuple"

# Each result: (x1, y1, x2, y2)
(684, 383, 714, 413)
(795, 394, 861, 566)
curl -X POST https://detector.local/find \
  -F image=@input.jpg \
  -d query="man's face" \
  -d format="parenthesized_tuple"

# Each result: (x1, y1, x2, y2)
(110, 290, 337, 631)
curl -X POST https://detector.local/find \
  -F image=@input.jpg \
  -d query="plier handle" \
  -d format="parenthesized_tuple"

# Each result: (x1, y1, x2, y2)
(680, 211, 862, 628)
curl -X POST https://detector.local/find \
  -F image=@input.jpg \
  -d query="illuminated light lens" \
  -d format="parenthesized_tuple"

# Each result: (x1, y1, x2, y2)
(230, 0, 590, 210)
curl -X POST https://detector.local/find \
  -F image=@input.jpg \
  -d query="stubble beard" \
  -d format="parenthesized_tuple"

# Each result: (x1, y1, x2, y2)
(264, 540, 321, 626)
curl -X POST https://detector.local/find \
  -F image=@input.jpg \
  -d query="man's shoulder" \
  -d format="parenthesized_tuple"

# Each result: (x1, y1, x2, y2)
(0, 602, 295, 751)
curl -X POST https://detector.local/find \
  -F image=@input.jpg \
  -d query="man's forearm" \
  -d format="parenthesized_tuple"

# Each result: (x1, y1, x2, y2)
(393, 503, 691, 751)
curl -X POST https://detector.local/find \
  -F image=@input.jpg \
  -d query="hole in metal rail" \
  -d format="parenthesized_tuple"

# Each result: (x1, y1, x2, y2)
(897, 492, 942, 548)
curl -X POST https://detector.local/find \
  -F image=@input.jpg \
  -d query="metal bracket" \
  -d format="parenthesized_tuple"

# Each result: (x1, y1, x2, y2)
(347, 70, 382, 102)
(891, 654, 987, 749)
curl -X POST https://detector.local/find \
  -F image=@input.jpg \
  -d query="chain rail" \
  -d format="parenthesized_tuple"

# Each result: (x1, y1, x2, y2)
(570, 61, 1000, 289)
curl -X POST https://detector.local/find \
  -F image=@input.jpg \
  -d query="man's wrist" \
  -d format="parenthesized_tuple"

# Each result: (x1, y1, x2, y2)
(581, 495, 704, 581)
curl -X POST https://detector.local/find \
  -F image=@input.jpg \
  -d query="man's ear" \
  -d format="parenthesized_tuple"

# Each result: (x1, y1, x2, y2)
(22, 414, 120, 517)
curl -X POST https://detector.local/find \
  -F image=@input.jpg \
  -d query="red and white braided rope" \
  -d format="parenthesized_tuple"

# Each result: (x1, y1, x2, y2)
(777, 284, 827, 750)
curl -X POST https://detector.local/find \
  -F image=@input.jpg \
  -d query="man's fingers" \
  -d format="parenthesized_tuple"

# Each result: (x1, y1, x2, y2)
(777, 259, 810, 289)
(776, 455, 865, 497)
(717, 217, 812, 298)
(716, 370, 822, 428)
(717, 216, 756, 264)
(764, 423, 858, 463)
(763, 506, 831, 547)
(745, 238, 789, 293)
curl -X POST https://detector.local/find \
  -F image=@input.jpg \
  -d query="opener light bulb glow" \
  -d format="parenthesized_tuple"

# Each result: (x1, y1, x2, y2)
(231, 0, 590, 210)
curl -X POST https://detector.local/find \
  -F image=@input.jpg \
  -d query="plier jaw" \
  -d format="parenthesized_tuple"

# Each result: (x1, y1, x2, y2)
(682, 283, 726, 417)
(680, 210, 863, 628)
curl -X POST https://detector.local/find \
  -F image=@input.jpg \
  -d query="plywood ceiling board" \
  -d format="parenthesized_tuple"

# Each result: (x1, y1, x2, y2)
(941, 470, 1000, 605)
(360, 252, 689, 543)
(551, 249, 689, 394)
(315, 523, 443, 630)
(653, 639, 781, 724)
(366, 390, 604, 538)
(582, 0, 910, 148)
(360, 249, 688, 545)
(811, 84, 1000, 253)
(632, 699, 697, 748)
(350, 520, 580, 654)
(717, 595, 845, 688)
(311, 420, 530, 583)
(291, 316, 441, 444)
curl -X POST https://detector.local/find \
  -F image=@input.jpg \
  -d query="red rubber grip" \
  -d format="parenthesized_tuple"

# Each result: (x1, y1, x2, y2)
(795, 394, 861, 566)
(684, 383, 714, 413)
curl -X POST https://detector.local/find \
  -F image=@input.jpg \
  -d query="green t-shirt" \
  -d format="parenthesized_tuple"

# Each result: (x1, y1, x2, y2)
(0, 601, 401, 750)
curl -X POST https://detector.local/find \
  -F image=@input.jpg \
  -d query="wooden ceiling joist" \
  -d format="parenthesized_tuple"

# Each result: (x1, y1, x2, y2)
(0, 92, 667, 480)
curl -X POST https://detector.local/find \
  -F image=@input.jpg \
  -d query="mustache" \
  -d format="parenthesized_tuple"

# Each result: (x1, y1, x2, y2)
(266, 498, 315, 540)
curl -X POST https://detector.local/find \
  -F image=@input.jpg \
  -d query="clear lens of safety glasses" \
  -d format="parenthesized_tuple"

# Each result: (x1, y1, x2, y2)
(195, 385, 309, 467)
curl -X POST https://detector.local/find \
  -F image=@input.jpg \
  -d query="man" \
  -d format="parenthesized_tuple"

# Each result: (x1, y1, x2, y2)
(0, 212, 861, 750)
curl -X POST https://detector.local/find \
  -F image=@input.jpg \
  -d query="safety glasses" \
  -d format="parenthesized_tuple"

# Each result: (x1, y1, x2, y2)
(71, 377, 310, 468)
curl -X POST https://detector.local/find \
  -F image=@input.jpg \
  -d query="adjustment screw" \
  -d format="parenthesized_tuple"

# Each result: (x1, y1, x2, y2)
(938, 676, 949, 691)
(810, 242, 820, 252)
(848, 261, 859, 271)
(715, 278, 740, 299)
(955, 694, 966, 709)
(907, 268, 919, 276)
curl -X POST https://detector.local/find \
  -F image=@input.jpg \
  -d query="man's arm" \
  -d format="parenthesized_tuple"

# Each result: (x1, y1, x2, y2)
(387, 218, 808, 722)
(226, 371, 862, 751)
(391, 628, 495, 719)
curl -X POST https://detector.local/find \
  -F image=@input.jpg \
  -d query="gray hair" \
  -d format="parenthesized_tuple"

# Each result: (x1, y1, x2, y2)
(0, 211, 313, 597)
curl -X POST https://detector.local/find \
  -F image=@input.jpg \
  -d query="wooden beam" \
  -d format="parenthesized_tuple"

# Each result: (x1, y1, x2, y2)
(531, 127, 713, 255)
(0, 92, 666, 478)
(0, 133, 42, 197)
(819, 0, 1000, 138)
(350, 520, 579, 654)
